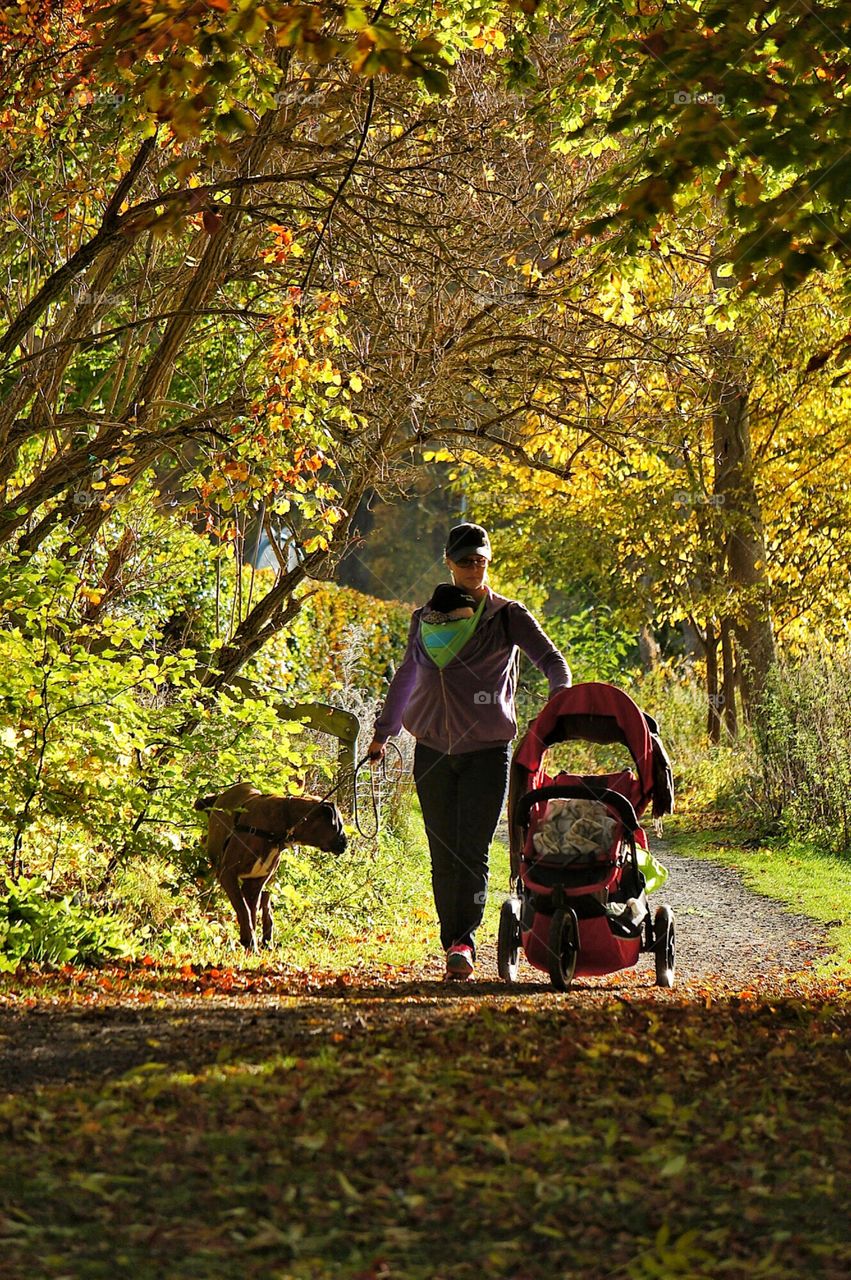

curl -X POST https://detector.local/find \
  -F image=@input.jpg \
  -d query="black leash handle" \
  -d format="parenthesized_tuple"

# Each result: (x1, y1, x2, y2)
(351, 742, 404, 839)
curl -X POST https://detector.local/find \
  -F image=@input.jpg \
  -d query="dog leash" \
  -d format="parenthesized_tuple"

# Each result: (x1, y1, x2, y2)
(351, 741, 404, 839)
(228, 743, 404, 847)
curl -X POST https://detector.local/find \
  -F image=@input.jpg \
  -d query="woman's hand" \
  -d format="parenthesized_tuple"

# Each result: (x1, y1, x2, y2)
(366, 738, 386, 765)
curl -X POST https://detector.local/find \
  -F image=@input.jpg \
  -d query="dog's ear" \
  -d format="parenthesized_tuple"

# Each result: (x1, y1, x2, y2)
(194, 795, 218, 812)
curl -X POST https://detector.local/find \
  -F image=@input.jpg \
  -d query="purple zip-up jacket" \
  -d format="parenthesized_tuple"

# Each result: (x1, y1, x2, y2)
(373, 590, 571, 755)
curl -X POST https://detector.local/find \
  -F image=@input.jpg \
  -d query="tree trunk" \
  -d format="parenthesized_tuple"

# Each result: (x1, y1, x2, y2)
(705, 619, 722, 744)
(709, 263, 776, 717)
(638, 622, 661, 672)
(680, 618, 703, 664)
(720, 617, 738, 738)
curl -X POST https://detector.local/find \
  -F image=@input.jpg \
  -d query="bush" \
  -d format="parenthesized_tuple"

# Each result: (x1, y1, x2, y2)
(626, 664, 760, 818)
(0, 875, 132, 969)
(756, 652, 851, 850)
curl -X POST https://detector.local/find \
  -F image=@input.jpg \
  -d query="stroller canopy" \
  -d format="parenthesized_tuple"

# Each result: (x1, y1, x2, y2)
(512, 682, 674, 822)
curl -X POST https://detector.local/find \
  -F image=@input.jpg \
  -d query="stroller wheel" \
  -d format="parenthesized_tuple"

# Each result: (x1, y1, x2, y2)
(497, 897, 521, 983)
(654, 905, 676, 987)
(548, 908, 578, 992)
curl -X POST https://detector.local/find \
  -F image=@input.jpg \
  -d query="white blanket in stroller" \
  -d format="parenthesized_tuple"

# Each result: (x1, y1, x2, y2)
(531, 798, 617, 864)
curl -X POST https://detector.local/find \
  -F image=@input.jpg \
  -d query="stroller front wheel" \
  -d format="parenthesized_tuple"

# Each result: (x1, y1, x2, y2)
(497, 896, 521, 983)
(654, 904, 676, 987)
(548, 908, 578, 992)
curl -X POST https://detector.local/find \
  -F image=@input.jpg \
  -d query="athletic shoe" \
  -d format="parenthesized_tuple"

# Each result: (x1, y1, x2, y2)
(445, 944, 474, 980)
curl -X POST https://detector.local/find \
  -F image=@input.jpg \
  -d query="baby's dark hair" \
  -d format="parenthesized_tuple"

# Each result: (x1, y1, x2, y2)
(428, 584, 477, 613)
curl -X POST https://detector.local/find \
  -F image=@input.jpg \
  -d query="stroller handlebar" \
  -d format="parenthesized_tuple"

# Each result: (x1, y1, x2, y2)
(514, 783, 640, 835)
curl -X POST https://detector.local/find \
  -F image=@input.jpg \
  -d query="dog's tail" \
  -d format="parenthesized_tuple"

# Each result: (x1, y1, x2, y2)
(194, 794, 218, 812)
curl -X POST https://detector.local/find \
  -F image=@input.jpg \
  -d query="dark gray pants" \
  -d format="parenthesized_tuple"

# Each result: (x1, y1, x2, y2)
(413, 741, 511, 956)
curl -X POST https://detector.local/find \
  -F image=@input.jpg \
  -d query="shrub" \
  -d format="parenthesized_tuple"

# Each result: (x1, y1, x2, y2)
(626, 664, 760, 818)
(0, 875, 132, 969)
(756, 652, 851, 850)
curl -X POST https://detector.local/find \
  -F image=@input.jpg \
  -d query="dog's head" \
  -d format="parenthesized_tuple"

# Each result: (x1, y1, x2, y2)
(285, 797, 347, 855)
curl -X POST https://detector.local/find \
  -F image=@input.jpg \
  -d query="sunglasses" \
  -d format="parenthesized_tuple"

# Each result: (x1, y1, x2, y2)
(453, 556, 489, 568)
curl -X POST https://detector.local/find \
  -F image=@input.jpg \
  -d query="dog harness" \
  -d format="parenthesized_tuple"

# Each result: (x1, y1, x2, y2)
(224, 822, 291, 882)
(222, 806, 323, 881)
(232, 822, 290, 843)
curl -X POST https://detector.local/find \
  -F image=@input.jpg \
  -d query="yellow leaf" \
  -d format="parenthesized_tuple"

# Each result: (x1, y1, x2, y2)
(336, 1171, 362, 1200)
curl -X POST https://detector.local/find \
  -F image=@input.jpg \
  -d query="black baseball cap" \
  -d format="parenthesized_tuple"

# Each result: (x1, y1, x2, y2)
(445, 522, 492, 561)
(429, 584, 477, 612)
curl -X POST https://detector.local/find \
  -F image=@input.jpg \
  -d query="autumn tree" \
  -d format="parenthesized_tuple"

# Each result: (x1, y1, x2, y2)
(456, 234, 851, 733)
(551, 0, 851, 292)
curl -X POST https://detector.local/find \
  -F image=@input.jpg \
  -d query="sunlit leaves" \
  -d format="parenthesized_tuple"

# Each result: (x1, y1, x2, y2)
(551, 0, 851, 292)
(80, 0, 455, 154)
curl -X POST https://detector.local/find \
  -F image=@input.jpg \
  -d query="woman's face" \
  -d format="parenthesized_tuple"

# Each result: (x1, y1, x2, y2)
(446, 554, 489, 596)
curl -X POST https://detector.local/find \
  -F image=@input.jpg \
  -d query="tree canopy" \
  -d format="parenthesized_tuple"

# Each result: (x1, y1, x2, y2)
(546, 0, 851, 294)
(1, 0, 851, 880)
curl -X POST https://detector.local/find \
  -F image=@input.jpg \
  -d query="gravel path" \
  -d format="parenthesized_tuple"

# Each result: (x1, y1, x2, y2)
(392, 835, 833, 988)
(639, 836, 830, 981)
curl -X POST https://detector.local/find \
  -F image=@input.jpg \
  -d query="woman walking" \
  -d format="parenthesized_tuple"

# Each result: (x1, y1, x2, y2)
(368, 522, 571, 980)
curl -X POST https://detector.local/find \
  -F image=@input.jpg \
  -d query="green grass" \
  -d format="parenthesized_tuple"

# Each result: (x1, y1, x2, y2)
(665, 818, 851, 977)
(126, 795, 518, 975)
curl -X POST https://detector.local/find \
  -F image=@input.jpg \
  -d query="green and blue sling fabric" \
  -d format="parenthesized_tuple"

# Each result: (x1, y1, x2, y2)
(420, 597, 487, 669)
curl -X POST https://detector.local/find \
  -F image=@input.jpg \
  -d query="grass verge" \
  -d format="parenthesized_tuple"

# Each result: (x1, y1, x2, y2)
(664, 817, 851, 977)
(113, 793, 442, 973)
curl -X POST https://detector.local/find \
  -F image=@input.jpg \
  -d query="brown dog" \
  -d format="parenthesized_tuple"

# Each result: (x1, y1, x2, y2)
(195, 782, 347, 950)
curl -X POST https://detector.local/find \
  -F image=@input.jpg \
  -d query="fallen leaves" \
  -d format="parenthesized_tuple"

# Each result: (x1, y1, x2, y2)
(0, 956, 848, 1278)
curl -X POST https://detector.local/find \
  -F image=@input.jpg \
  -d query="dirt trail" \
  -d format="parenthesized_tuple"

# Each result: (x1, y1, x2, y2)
(414, 834, 830, 984)
(0, 840, 832, 1092)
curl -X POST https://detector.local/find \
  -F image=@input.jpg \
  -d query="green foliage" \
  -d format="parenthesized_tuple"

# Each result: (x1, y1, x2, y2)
(259, 582, 411, 703)
(0, 875, 130, 969)
(0, 528, 354, 894)
(83, 0, 459, 155)
(756, 651, 851, 850)
(556, 606, 637, 684)
(556, 0, 851, 291)
(626, 664, 756, 815)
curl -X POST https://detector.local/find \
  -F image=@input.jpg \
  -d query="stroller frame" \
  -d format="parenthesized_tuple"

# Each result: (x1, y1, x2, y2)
(499, 682, 675, 991)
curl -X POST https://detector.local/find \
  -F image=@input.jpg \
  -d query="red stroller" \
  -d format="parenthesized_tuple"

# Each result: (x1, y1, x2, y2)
(500, 682, 675, 991)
